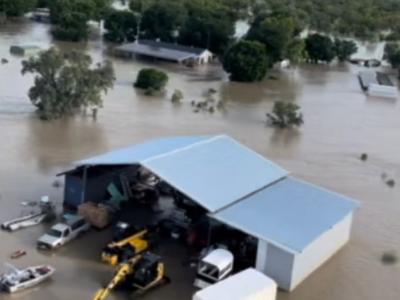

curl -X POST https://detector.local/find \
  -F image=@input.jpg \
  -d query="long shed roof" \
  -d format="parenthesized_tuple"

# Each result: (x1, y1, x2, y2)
(116, 40, 209, 62)
(213, 177, 359, 253)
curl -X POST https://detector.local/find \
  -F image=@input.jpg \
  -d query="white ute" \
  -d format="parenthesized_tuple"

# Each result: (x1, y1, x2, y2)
(37, 216, 90, 250)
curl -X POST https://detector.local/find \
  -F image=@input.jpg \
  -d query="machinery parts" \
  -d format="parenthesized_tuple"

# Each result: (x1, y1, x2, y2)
(93, 252, 169, 300)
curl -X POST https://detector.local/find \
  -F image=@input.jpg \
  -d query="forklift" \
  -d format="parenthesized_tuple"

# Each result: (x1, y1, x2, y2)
(102, 228, 150, 266)
(93, 252, 170, 300)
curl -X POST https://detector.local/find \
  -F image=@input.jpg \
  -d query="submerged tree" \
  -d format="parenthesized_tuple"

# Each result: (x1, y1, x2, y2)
(21, 48, 115, 120)
(267, 101, 304, 128)
(246, 15, 298, 64)
(305, 33, 336, 63)
(134, 68, 169, 95)
(384, 42, 400, 77)
(103, 9, 138, 43)
(0, 0, 37, 17)
(334, 38, 358, 62)
(223, 40, 269, 82)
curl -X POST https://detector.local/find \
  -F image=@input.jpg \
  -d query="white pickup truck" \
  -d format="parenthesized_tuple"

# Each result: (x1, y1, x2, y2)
(37, 216, 90, 250)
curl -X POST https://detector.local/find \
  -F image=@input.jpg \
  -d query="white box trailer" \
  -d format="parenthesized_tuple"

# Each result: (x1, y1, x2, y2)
(193, 268, 277, 300)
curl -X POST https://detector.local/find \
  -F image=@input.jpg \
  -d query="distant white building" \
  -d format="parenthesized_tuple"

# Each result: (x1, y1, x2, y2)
(115, 40, 214, 65)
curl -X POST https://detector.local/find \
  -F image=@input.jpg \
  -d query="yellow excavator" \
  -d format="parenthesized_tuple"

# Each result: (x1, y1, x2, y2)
(102, 229, 150, 266)
(93, 252, 169, 300)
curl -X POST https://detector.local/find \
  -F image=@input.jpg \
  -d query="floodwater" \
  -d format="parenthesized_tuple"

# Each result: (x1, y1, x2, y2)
(0, 20, 400, 300)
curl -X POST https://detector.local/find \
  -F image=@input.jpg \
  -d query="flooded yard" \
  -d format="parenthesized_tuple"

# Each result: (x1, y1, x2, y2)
(0, 20, 399, 300)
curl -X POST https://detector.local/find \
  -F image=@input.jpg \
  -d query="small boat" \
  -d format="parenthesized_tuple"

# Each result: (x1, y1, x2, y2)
(1, 212, 47, 232)
(0, 264, 55, 293)
(1, 197, 56, 232)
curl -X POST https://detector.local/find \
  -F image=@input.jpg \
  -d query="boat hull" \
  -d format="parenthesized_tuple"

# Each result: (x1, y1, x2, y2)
(0, 265, 55, 293)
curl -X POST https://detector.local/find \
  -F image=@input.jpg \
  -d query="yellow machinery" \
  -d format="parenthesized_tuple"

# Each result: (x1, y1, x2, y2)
(102, 229, 149, 266)
(93, 252, 168, 300)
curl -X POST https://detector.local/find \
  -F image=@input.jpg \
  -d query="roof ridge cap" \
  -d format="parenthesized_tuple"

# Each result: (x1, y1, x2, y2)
(141, 135, 223, 164)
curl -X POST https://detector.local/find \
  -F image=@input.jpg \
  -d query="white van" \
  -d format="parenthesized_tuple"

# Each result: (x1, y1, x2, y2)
(194, 249, 234, 289)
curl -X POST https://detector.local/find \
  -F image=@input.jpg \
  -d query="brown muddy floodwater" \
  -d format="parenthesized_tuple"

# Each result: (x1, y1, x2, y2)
(0, 20, 400, 300)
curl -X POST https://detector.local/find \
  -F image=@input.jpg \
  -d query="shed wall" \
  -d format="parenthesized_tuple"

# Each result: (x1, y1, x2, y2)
(290, 213, 353, 290)
(260, 242, 295, 291)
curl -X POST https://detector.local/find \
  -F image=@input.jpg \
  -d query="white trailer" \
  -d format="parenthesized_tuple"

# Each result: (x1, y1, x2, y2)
(193, 268, 277, 300)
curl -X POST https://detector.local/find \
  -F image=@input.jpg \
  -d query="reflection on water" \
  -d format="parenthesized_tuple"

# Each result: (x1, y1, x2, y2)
(0, 20, 400, 300)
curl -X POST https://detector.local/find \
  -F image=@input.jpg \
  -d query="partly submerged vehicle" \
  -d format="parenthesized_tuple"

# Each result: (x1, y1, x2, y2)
(37, 215, 90, 250)
(194, 248, 234, 289)
(0, 264, 55, 293)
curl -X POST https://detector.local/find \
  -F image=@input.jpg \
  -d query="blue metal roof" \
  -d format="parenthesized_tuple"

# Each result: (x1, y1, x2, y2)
(213, 177, 359, 253)
(76, 136, 210, 166)
(142, 136, 288, 212)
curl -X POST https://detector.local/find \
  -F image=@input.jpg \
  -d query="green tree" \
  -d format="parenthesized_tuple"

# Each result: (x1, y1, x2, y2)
(178, 2, 235, 55)
(334, 39, 358, 62)
(51, 11, 89, 41)
(0, 0, 37, 17)
(141, 2, 187, 42)
(134, 68, 169, 94)
(305, 33, 336, 63)
(21, 48, 115, 120)
(384, 42, 400, 77)
(223, 40, 269, 82)
(246, 15, 297, 63)
(267, 101, 304, 128)
(104, 9, 138, 43)
(129, 0, 154, 13)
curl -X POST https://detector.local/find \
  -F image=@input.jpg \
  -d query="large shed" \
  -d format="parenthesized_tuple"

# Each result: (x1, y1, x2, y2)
(115, 40, 214, 64)
(64, 135, 358, 291)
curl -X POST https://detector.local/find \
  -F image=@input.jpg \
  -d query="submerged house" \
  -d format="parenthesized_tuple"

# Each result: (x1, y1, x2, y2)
(115, 40, 214, 65)
(61, 135, 358, 291)
(358, 70, 398, 99)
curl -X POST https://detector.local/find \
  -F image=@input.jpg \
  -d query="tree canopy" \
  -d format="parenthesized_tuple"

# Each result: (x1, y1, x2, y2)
(0, 0, 37, 17)
(21, 48, 115, 120)
(134, 68, 169, 94)
(178, 1, 235, 55)
(141, 2, 187, 42)
(49, 0, 112, 41)
(305, 34, 336, 63)
(246, 15, 298, 64)
(334, 39, 358, 62)
(267, 101, 304, 129)
(223, 40, 269, 82)
(104, 9, 138, 43)
(259, 0, 400, 41)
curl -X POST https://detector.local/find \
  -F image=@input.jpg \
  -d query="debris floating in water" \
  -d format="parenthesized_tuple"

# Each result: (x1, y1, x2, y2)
(381, 251, 398, 265)
(52, 180, 61, 188)
(360, 153, 368, 161)
(386, 179, 395, 188)
(10, 250, 27, 259)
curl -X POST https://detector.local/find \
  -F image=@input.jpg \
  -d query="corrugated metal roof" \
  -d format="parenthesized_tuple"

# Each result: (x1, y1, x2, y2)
(116, 42, 201, 62)
(213, 177, 359, 253)
(76, 136, 210, 166)
(142, 136, 288, 212)
(139, 40, 207, 55)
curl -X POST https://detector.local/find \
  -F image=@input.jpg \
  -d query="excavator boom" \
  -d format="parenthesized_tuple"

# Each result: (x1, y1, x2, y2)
(92, 256, 141, 300)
